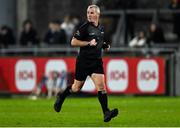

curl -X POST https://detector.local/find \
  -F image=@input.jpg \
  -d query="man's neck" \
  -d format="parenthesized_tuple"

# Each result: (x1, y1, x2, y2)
(92, 21, 98, 27)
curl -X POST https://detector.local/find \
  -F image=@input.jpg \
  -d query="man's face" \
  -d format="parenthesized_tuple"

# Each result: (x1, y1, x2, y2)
(87, 7, 99, 23)
(24, 23, 32, 32)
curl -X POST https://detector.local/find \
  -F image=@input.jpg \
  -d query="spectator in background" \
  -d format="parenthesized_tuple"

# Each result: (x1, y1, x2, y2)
(0, 25, 15, 48)
(30, 70, 67, 99)
(147, 23, 165, 45)
(46, 71, 58, 99)
(169, 0, 180, 41)
(19, 19, 39, 46)
(55, 70, 67, 94)
(43, 20, 67, 45)
(129, 30, 147, 48)
(46, 71, 67, 98)
(31, 76, 47, 99)
(72, 15, 82, 31)
(43, 21, 57, 45)
(61, 15, 76, 43)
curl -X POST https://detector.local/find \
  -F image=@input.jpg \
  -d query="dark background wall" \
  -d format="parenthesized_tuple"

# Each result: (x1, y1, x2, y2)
(0, 0, 16, 30)
(0, 0, 172, 40)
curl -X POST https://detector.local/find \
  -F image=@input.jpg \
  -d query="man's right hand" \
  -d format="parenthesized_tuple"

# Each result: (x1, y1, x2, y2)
(88, 39, 97, 46)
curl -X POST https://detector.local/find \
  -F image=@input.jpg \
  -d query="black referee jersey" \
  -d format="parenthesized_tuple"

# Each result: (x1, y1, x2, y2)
(73, 21, 105, 59)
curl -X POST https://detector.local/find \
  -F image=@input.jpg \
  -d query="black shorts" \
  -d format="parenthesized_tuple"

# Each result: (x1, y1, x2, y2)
(75, 57, 104, 81)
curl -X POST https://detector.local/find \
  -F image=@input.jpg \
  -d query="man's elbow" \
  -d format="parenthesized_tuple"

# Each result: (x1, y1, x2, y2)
(71, 38, 76, 46)
(71, 40, 75, 46)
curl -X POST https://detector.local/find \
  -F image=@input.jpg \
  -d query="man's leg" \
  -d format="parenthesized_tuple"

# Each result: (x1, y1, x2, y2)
(98, 91, 118, 122)
(98, 90, 109, 114)
(54, 80, 84, 112)
(91, 73, 118, 122)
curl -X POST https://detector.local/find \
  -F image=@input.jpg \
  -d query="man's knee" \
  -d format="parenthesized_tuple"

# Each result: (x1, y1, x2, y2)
(71, 84, 81, 93)
(96, 83, 106, 91)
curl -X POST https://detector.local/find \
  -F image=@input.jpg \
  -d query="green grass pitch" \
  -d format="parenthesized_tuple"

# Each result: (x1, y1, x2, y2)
(0, 96, 180, 127)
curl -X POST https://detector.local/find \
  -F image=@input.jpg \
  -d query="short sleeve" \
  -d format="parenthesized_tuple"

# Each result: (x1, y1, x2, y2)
(73, 22, 88, 40)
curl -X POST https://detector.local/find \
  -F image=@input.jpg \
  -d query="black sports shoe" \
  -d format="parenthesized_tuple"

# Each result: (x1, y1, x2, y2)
(54, 86, 71, 112)
(104, 108, 118, 122)
(54, 94, 63, 112)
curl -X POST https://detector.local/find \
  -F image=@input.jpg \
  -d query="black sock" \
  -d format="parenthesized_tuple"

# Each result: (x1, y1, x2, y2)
(58, 86, 72, 102)
(98, 91, 109, 114)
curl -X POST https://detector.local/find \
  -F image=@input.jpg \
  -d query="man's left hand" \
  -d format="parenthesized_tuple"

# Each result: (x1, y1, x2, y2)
(103, 42, 110, 51)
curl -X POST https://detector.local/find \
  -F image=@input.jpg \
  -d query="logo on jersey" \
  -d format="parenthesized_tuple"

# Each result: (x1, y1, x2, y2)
(76, 30, 80, 36)
(89, 33, 95, 36)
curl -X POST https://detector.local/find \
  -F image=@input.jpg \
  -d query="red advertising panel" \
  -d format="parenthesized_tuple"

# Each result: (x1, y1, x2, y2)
(104, 57, 165, 94)
(0, 57, 165, 94)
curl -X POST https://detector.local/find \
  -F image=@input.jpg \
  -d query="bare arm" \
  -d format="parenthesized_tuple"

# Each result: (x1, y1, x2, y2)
(71, 38, 97, 47)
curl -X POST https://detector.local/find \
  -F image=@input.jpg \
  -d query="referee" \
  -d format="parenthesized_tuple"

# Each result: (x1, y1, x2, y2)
(54, 5, 118, 122)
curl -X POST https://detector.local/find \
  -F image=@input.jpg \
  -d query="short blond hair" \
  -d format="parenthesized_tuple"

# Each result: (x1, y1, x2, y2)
(87, 5, 100, 14)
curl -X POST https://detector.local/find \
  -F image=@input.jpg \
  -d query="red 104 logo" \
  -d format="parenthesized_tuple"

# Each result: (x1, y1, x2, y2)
(139, 70, 157, 81)
(18, 71, 34, 80)
(137, 60, 159, 92)
(110, 71, 127, 80)
(15, 60, 36, 91)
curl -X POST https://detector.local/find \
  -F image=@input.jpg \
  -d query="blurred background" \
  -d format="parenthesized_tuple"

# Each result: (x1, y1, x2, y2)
(0, 0, 180, 97)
